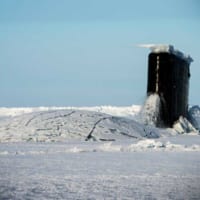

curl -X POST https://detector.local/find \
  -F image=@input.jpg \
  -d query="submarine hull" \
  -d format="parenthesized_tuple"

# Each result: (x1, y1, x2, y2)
(147, 52, 190, 127)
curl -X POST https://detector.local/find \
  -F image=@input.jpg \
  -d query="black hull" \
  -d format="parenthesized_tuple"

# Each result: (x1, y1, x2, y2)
(147, 52, 190, 127)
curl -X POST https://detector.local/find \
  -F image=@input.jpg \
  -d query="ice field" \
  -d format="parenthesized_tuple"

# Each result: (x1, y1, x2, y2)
(0, 102, 200, 199)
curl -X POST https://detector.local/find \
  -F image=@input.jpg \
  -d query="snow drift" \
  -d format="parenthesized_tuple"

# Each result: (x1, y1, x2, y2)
(0, 103, 199, 143)
(0, 108, 171, 143)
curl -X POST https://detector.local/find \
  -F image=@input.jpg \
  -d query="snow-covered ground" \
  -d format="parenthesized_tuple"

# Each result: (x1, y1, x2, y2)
(0, 104, 200, 199)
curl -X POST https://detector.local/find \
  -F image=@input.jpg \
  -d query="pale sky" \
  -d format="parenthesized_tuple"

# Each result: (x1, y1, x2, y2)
(0, 0, 200, 106)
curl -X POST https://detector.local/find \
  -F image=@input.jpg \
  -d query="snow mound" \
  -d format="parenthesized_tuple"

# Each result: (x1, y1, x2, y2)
(0, 109, 170, 143)
(1, 104, 200, 143)
(97, 140, 200, 152)
(127, 140, 200, 152)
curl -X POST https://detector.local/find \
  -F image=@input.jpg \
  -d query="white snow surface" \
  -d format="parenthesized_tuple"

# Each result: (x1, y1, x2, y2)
(0, 105, 200, 199)
(1, 139, 200, 199)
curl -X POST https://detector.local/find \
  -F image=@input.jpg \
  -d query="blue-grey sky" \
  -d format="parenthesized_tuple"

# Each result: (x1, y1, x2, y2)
(0, 0, 200, 107)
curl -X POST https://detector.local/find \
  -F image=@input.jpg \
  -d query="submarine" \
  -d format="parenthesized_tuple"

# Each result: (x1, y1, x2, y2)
(143, 44, 193, 127)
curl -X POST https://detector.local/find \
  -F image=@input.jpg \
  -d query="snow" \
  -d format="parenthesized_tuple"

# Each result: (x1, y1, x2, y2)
(173, 116, 198, 134)
(140, 94, 162, 126)
(1, 141, 200, 199)
(0, 104, 200, 199)
(0, 105, 140, 118)
(138, 44, 193, 63)
(0, 106, 173, 143)
(1, 137, 200, 155)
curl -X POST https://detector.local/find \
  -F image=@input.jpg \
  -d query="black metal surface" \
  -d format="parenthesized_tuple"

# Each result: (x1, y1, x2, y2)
(147, 52, 190, 127)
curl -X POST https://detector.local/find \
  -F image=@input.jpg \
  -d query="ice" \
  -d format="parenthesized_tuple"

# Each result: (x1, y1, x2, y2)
(138, 44, 193, 63)
(1, 137, 200, 156)
(188, 105, 200, 131)
(0, 104, 199, 143)
(0, 105, 140, 118)
(0, 139, 200, 199)
(0, 105, 200, 199)
(0, 108, 172, 143)
(140, 94, 162, 126)
(173, 116, 198, 134)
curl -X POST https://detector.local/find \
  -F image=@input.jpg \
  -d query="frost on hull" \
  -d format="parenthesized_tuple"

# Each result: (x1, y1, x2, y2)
(146, 45, 192, 127)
